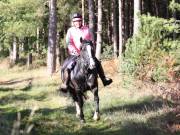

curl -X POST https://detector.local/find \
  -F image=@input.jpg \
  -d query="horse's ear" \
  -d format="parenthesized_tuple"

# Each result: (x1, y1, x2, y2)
(80, 37, 83, 43)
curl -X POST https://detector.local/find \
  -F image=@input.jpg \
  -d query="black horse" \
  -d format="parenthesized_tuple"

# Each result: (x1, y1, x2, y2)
(60, 38, 100, 123)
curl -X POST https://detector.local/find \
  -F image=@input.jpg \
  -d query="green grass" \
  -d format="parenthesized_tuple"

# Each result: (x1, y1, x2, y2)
(0, 66, 178, 135)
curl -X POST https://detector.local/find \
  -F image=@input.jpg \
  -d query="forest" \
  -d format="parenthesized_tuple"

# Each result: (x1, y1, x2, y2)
(0, 0, 179, 135)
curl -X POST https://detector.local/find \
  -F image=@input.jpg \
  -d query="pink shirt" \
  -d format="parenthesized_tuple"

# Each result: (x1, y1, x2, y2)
(66, 26, 92, 55)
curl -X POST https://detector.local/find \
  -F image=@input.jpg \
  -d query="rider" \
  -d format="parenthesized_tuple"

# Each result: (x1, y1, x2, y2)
(61, 12, 112, 90)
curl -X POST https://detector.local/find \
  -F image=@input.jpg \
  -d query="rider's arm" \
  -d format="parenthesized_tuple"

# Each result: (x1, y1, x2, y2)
(66, 29, 79, 55)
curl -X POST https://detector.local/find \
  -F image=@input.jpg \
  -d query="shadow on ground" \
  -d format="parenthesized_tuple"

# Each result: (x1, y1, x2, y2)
(101, 96, 175, 114)
(0, 78, 33, 86)
(0, 90, 49, 105)
(0, 96, 178, 135)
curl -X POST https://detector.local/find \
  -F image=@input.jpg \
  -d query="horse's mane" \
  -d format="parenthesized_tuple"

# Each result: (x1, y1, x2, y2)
(73, 39, 94, 74)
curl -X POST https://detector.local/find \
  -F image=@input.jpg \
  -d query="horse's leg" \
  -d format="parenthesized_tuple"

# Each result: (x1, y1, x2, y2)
(75, 101, 80, 118)
(92, 86, 100, 121)
(76, 91, 85, 123)
(70, 90, 80, 118)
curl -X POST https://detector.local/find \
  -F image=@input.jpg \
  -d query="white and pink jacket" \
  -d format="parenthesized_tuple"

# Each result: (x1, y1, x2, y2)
(66, 26, 92, 55)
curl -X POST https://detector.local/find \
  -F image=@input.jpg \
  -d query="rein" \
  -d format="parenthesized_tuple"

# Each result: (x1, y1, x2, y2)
(79, 43, 94, 70)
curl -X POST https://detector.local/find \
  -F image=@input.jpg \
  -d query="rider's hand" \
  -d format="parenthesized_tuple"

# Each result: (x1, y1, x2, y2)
(89, 58, 95, 69)
(72, 50, 79, 56)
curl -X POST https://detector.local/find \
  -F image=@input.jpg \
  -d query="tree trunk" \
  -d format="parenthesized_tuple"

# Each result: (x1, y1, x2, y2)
(154, 0, 159, 16)
(124, 0, 131, 41)
(59, 31, 66, 65)
(27, 53, 32, 68)
(119, 0, 123, 58)
(47, 0, 57, 75)
(112, 0, 118, 58)
(82, 0, 85, 25)
(141, 0, 145, 14)
(165, 0, 169, 19)
(133, 0, 141, 35)
(95, 0, 102, 59)
(130, 0, 134, 37)
(10, 36, 19, 64)
(56, 32, 61, 68)
(147, 0, 153, 15)
(173, 7, 177, 40)
(59, 47, 66, 65)
(36, 27, 40, 55)
(88, 0, 96, 43)
(122, 0, 126, 43)
(107, 0, 112, 45)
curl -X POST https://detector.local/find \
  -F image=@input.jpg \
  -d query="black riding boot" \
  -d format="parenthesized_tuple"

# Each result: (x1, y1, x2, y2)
(95, 58, 112, 86)
(60, 56, 77, 92)
(61, 68, 70, 92)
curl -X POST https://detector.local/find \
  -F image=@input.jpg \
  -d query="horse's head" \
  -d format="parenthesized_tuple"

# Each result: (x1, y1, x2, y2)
(79, 38, 95, 69)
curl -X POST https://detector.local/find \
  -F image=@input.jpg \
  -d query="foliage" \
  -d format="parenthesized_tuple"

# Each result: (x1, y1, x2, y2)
(123, 14, 180, 82)
(0, 0, 81, 60)
(0, 0, 44, 36)
(169, 0, 180, 12)
(57, 0, 80, 30)
(101, 43, 113, 60)
(0, 0, 45, 58)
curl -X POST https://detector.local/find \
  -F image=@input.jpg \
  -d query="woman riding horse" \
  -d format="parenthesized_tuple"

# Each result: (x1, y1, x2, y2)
(60, 12, 112, 91)
(61, 38, 100, 122)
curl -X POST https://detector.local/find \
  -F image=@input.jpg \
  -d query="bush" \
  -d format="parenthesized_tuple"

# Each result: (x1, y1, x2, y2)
(101, 43, 113, 60)
(123, 14, 180, 82)
(0, 49, 9, 58)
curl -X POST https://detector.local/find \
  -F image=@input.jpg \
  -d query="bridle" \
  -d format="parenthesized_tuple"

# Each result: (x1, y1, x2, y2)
(79, 40, 95, 70)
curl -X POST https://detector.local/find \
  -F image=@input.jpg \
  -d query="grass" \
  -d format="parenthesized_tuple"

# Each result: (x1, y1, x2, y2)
(0, 64, 178, 135)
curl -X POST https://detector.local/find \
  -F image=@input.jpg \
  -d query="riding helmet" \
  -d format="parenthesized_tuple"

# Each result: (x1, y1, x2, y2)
(72, 13, 82, 22)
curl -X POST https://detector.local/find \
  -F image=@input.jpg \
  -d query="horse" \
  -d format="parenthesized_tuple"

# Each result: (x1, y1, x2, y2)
(60, 38, 100, 123)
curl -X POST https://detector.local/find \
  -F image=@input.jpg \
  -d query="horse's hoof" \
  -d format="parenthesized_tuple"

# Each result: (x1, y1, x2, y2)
(80, 119, 86, 124)
(76, 113, 80, 118)
(93, 116, 100, 121)
(61, 89, 68, 93)
(93, 112, 100, 121)
(58, 86, 68, 93)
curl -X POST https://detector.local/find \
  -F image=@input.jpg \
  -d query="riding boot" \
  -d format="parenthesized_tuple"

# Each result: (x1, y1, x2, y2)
(95, 58, 112, 86)
(61, 68, 70, 91)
